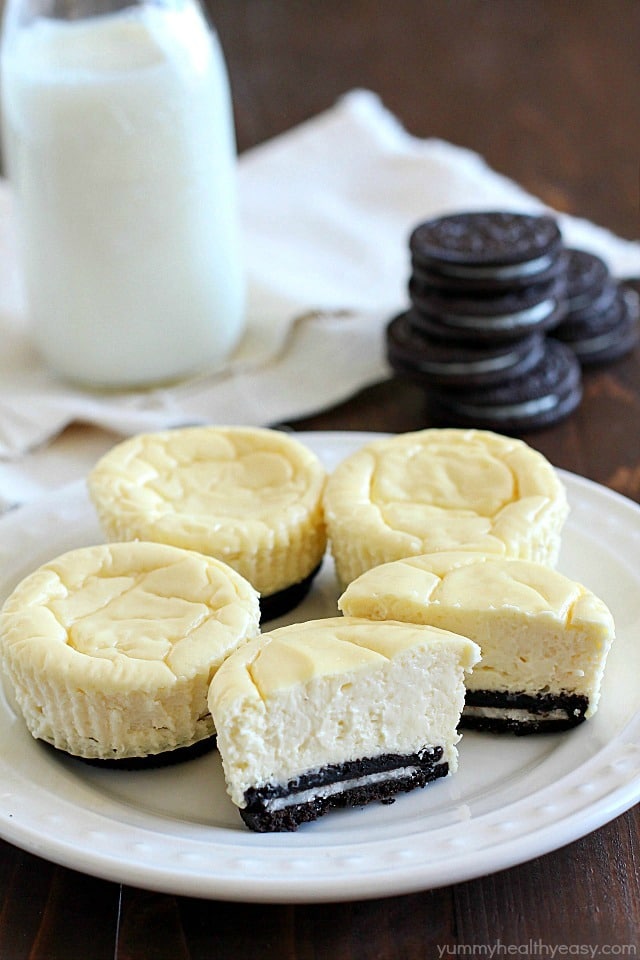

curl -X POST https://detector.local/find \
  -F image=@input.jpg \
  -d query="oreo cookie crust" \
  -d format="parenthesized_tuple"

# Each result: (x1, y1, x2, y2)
(386, 312, 545, 388)
(461, 690, 589, 734)
(259, 561, 323, 623)
(71, 735, 217, 770)
(240, 748, 447, 832)
(427, 338, 582, 432)
(409, 211, 565, 291)
(408, 276, 567, 342)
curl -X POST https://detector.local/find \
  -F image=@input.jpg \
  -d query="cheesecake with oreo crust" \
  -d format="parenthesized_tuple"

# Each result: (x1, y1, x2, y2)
(209, 616, 480, 830)
(339, 552, 615, 733)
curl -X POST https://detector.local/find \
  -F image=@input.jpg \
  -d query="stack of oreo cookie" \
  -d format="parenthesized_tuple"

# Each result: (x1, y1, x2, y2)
(550, 248, 640, 366)
(387, 210, 582, 433)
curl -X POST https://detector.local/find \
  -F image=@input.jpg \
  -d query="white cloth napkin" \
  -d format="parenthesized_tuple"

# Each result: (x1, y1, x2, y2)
(1, 87, 639, 466)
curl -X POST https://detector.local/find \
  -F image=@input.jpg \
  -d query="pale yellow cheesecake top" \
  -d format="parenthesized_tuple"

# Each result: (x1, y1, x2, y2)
(87, 426, 327, 555)
(339, 552, 614, 635)
(339, 552, 615, 710)
(0, 541, 260, 694)
(323, 429, 568, 581)
(210, 616, 480, 711)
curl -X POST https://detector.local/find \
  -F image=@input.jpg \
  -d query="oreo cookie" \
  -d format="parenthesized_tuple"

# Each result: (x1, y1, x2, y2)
(410, 211, 566, 291)
(408, 276, 567, 342)
(240, 748, 447, 832)
(426, 338, 582, 433)
(553, 283, 640, 366)
(565, 248, 610, 310)
(462, 690, 589, 734)
(386, 312, 546, 388)
(387, 211, 592, 433)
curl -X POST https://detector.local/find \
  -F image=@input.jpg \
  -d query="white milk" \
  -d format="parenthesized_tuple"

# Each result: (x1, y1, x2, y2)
(1, 2, 245, 387)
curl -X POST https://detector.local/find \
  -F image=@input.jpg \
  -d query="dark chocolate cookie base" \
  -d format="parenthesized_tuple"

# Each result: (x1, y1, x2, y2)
(240, 747, 447, 832)
(58, 733, 218, 770)
(462, 689, 589, 735)
(259, 560, 323, 623)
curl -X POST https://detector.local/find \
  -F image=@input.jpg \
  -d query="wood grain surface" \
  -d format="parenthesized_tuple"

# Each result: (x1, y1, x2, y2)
(0, 1, 638, 956)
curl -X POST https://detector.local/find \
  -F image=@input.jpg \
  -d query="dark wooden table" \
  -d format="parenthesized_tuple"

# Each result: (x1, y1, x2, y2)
(1, 1, 639, 956)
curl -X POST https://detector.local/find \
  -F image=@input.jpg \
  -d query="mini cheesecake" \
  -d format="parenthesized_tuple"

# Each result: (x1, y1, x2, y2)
(87, 426, 328, 621)
(209, 617, 480, 831)
(339, 552, 615, 733)
(0, 542, 260, 762)
(323, 428, 568, 587)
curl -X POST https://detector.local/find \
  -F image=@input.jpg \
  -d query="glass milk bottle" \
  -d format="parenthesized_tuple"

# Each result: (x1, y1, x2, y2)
(0, 0, 245, 388)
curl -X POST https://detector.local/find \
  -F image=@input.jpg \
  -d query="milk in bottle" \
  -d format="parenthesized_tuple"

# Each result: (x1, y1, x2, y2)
(1, 0, 245, 387)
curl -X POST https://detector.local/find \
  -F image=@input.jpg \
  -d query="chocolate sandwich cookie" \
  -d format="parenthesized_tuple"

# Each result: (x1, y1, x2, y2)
(409, 211, 566, 291)
(553, 283, 639, 366)
(567, 278, 619, 324)
(565, 247, 610, 313)
(461, 690, 589, 735)
(240, 749, 447, 832)
(386, 312, 546, 388)
(408, 276, 567, 342)
(427, 337, 582, 433)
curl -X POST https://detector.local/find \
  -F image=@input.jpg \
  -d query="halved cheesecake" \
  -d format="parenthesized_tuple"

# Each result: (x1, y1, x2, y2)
(209, 616, 480, 830)
(339, 552, 615, 732)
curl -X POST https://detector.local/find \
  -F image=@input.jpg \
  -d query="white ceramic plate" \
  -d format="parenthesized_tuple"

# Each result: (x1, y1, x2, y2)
(0, 431, 639, 904)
